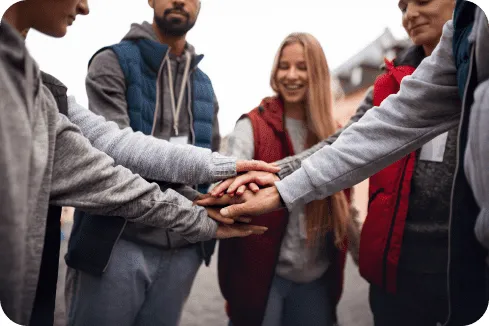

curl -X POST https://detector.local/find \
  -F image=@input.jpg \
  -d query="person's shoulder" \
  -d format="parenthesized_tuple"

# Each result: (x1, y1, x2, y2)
(41, 71, 67, 89)
(88, 48, 123, 77)
(90, 48, 119, 68)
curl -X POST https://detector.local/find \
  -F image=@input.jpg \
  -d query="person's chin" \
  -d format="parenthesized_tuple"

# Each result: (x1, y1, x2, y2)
(410, 32, 432, 47)
(283, 95, 305, 104)
(52, 27, 68, 38)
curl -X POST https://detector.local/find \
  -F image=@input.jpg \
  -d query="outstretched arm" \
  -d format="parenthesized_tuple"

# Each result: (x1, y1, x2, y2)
(67, 97, 279, 184)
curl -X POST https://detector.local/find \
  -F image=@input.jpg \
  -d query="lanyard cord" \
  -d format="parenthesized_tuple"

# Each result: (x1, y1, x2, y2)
(167, 51, 192, 136)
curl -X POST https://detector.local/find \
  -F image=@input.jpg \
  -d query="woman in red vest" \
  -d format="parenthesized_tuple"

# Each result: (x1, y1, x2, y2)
(220, 33, 357, 326)
(210, 1, 458, 325)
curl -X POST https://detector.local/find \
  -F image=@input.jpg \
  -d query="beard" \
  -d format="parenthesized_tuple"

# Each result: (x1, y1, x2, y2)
(154, 8, 196, 37)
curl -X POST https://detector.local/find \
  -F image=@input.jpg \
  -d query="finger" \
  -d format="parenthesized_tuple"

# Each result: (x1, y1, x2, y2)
(241, 160, 280, 173)
(235, 217, 252, 223)
(226, 174, 257, 194)
(249, 183, 260, 193)
(216, 225, 251, 239)
(206, 208, 234, 225)
(211, 178, 235, 196)
(220, 203, 249, 219)
(236, 185, 246, 196)
(228, 225, 268, 238)
(196, 195, 233, 206)
(237, 224, 268, 234)
(256, 174, 279, 185)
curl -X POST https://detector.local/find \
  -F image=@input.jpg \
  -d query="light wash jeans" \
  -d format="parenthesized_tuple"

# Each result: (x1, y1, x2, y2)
(66, 238, 202, 326)
(229, 273, 333, 326)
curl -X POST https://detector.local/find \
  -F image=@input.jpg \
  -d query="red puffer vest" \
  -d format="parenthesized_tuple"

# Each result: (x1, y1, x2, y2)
(358, 59, 417, 294)
(218, 97, 348, 326)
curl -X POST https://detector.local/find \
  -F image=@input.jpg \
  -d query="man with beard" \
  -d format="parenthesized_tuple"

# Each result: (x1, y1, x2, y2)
(65, 1, 224, 325)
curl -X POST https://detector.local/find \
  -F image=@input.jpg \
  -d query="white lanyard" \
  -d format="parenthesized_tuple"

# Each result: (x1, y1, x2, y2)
(167, 51, 192, 136)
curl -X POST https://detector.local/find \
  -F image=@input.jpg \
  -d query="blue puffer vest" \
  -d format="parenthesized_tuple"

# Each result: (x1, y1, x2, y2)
(446, 1, 488, 325)
(66, 39, 217, 276)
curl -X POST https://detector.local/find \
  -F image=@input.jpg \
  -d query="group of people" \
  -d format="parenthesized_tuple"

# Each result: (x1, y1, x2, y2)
(0, 0, 488, 326)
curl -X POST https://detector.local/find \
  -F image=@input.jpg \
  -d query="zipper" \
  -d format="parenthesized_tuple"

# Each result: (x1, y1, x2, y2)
(368, 188, 384, 210)
(382, 158, 409, 289)
(443, 44, 476, 326)
(150, 51, 170, 136)
(152, 50, 174, 249)
(187, 78, 196, 145)
(103, 220, 128, 272)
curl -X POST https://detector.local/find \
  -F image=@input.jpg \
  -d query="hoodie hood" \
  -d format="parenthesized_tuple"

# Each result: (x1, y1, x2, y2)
(122, 21, 198, 59)
(123, 21, 159, 42)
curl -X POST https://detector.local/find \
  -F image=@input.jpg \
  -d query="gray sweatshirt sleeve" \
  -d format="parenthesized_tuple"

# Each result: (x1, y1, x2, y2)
(276, 87, 374, 179)
(67, 96, 236, 183)
(224, 118, 255, 160)
(276, 20, 461, 211)
(49, 112, 218, 243)
(467, 80, 489, 249)
(85, 49, 131, 128)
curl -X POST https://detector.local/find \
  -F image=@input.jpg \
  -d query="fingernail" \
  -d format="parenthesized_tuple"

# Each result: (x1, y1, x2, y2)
(220, 208, 229, 217)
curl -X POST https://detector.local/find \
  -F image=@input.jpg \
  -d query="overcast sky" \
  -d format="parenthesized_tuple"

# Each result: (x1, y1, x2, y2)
(18, 0, 431, 136)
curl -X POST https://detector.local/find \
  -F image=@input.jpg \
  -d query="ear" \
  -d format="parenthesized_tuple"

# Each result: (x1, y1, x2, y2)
(148, 0, 155, 10)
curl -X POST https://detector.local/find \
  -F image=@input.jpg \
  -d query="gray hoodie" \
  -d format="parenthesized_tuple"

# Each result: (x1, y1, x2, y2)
(85, 21, 220, 249)
(465, 8, 489, 255)
(0, 22, 216, 325)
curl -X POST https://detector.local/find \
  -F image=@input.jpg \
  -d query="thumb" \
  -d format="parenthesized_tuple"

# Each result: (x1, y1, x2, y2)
(256, 174, 277, 186)
(220, 203, 247, 219)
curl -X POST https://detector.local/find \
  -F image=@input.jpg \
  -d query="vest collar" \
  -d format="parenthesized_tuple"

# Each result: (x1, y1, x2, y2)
(135, 38, 204, 72)
(257, 96, 287, 133)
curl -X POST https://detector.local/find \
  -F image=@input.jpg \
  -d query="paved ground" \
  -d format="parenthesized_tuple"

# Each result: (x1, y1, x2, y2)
(180, 248, 373, 326)
(57, 220, 373, 326)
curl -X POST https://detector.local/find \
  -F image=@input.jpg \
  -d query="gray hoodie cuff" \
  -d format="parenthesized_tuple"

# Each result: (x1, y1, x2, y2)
(276, 160, 295, 180)
(210, 152, 237, 181)
(183, 207, 218, 243)
(275, 168, 316, 211)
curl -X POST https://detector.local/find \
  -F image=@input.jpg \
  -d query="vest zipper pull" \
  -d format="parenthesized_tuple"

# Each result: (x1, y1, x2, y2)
(174, 124, 179, 136)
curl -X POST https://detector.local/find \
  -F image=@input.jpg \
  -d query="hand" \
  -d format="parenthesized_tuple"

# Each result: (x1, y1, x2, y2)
(204, 206, 252, 225)
(197, 187, 284, 219)
(215, 223, 268, 239)
(236, 160, 280, 174)
(194, 194, 251, 225)
(210, 171, 280, 197)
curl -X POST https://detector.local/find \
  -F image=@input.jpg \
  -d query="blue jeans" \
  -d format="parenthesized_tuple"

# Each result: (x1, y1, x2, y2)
(66, 238, 202, 326)
(230, 273, 333, 326)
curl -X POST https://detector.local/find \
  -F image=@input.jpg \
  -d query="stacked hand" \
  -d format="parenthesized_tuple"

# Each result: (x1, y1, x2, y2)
(193, 171, 285, 241)
(194, 160, 287, 239)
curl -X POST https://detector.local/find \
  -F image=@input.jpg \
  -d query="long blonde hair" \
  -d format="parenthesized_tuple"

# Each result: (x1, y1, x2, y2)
(270, 33, 349, 247)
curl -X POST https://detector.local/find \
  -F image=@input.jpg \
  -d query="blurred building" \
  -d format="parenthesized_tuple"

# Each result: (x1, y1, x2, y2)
(333, 28, 411, 125)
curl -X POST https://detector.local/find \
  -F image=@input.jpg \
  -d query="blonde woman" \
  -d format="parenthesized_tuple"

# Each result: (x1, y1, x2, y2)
(219, 33, 356, 326)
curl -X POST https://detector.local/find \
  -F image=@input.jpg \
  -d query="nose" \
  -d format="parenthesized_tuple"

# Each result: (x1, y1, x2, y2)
(172, 0, 186, 8)
(404, 3, 420, 21)
(77, 0, 90, 16)
(285, 67, 299, 80)
(76, 0, 90, 16)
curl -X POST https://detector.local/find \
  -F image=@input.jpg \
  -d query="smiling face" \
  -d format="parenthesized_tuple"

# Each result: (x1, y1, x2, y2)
(274, 42, 309, 105)
(25, 0, 89, 37)
(399, 0, 455, 53)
